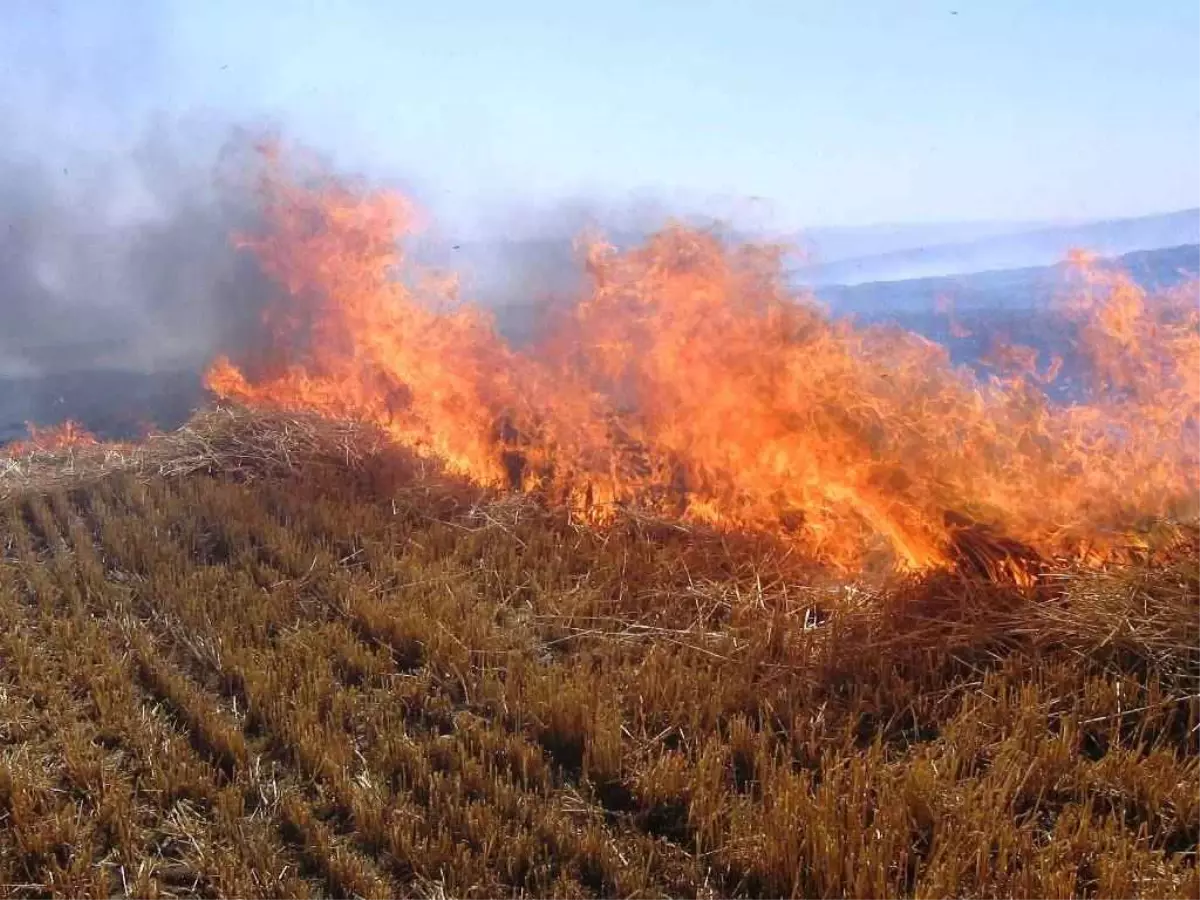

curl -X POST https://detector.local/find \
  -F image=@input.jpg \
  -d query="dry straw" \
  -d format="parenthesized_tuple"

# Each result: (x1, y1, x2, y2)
(0, 405, 381, 500)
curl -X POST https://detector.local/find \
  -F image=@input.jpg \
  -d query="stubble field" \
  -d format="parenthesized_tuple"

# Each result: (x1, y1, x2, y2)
(0, 411, 1195, 899)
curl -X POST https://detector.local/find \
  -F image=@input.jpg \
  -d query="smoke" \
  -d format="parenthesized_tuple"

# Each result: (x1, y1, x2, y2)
(0, 115, 296, 441)
(424, 193, 782, 346)
(0, 119, 279, 378)
(0, 2, 781, 439)
(0, 4, 286, 437)
(0, 2, 275, 382)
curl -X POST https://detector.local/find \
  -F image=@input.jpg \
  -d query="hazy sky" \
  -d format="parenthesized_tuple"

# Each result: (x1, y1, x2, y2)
(5, 0, 1199, 230)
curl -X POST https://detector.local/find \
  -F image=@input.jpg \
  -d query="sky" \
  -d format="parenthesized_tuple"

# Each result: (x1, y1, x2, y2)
(3, 0, 1199, 232)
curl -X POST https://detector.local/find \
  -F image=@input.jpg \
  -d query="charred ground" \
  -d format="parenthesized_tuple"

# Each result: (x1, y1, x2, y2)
(0, 411, 1195, 899)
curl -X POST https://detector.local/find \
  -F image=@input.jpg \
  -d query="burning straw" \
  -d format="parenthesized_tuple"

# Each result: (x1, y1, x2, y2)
(199, 144, 1199, 574)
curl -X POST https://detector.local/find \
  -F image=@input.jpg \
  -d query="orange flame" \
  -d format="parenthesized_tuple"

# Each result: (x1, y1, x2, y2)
(205, 147, 1200, 572)
(4, 420, 99, 456)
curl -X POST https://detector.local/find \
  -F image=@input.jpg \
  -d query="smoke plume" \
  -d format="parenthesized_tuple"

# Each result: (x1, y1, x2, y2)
(0, 5, 283, 435)
(0, 112, 283, 373)
(0, 3, 791, 439)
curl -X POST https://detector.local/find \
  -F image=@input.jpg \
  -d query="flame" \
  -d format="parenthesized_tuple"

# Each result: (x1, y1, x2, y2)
(4, 420, 99, 456)
(204, 147, 1200, 573)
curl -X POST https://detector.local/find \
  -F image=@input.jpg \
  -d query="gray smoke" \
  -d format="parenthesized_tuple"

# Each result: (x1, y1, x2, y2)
(0, 117, 288, 441)
(0, 2, 769, 440)
(428, 194, 769, 345)
(0, 3, 293, 437)
(0, 121, 276, 379)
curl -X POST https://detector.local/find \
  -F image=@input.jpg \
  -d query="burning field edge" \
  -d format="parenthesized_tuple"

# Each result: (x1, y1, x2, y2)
(1, 404, 1196, 718)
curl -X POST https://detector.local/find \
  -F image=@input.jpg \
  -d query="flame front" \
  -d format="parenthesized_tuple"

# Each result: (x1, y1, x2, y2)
(4, 420, 99, 456)
(205, 148, 1200, 571)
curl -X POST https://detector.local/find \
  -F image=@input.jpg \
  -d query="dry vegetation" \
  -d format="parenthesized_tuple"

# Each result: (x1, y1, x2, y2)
(0, 409, 1195, 899)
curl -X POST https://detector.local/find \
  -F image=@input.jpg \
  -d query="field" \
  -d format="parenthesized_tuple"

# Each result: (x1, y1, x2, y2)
(0, 410, 1196, 899)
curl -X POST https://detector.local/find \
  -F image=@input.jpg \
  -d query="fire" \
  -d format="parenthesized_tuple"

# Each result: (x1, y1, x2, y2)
(205, 146, 1200, 572)
(4, 420, 99, 456)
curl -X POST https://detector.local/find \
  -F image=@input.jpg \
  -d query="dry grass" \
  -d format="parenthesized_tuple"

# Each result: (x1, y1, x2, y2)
(0, 408, 1195, 898)
(0, 407, 384, 500)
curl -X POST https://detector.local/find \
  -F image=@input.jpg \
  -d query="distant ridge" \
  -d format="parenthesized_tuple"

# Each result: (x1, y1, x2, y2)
(817, 242, 1200, 317)
(794, 208, 1200, 286)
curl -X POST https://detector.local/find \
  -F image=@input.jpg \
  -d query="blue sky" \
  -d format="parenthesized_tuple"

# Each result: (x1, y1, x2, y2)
(5, 0, 1199, 231)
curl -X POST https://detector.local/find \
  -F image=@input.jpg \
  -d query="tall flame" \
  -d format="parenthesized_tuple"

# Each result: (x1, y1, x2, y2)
(205, 147, 1199, 571)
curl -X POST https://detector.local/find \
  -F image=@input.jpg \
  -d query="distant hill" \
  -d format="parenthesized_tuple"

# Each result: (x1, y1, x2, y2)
(788, 218, 1063, 265)
(793, 209, 1200, 286)
(817, 243, 1200, 318)
(816, 243, 1199, 403)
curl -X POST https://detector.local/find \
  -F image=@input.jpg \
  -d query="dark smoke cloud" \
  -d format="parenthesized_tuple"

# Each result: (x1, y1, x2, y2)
(0, 117, 287, 440)
(0, 120, 276, 378)
(0, 2, 281, 384)
(0, 4, 291, 437)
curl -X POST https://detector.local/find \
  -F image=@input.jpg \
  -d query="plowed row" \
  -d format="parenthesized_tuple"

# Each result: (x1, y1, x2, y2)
(0, 457, 1195, 898)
